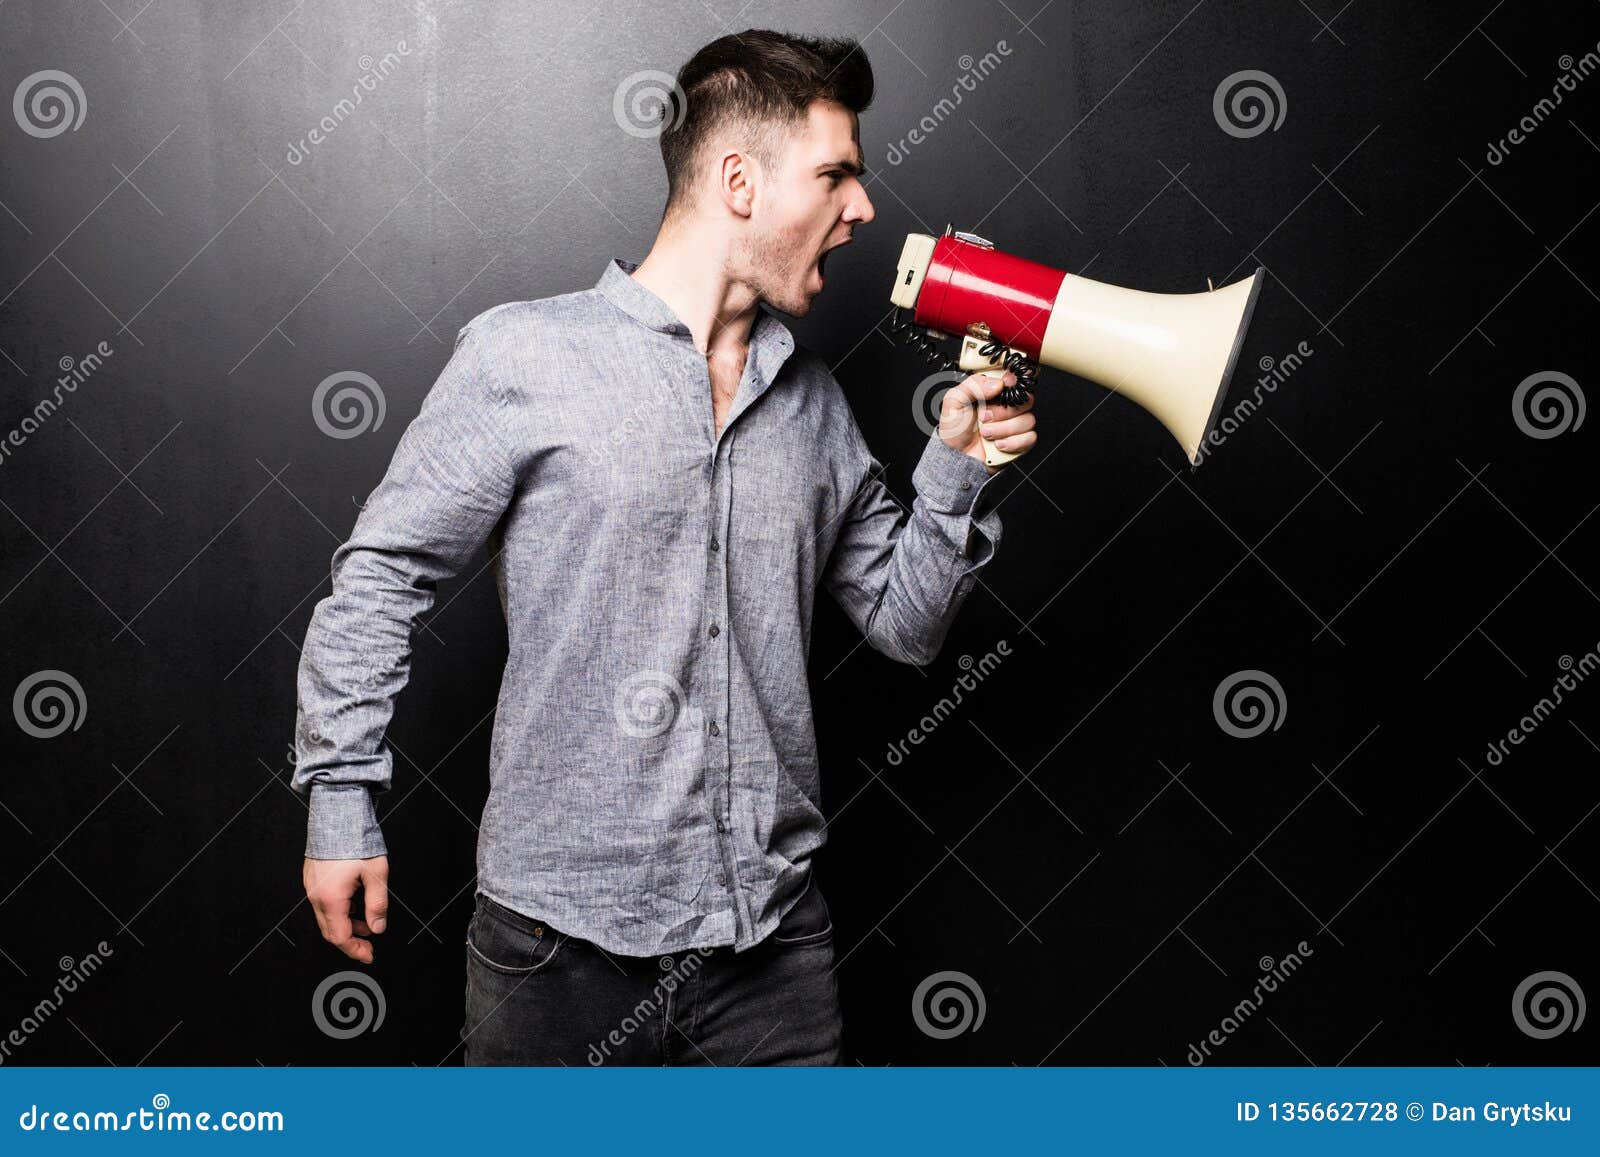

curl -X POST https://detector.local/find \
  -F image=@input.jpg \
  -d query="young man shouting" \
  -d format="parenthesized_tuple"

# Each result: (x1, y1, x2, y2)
(294, 29, 1038, 1065)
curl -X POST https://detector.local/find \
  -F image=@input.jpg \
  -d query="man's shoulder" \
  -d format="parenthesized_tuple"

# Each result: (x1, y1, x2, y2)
(784, 339, 854, 411)
(779, 336, 835, 385)
(457, 288, 606, 349)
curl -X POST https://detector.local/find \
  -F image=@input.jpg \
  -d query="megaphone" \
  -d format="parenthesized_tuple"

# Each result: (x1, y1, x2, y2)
(888, 228, 1265, 468)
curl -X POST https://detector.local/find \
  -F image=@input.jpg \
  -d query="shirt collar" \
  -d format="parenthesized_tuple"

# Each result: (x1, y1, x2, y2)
(596, 257, 796, 372)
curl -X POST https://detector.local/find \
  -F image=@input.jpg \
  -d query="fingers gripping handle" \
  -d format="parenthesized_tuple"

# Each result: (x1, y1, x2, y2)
(958, 330, 1023, 467)
(974, 371, 1019, 467)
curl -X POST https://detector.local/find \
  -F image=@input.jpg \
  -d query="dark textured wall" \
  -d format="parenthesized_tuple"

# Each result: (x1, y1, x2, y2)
(2, 1, 1595, 1065)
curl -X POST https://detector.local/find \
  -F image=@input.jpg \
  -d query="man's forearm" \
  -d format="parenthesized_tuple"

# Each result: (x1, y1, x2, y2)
(830, 431, 1005, 666)
(293, 544, 427, 860)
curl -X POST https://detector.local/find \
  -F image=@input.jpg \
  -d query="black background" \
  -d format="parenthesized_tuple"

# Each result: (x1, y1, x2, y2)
(2, 0, 1595, 1066)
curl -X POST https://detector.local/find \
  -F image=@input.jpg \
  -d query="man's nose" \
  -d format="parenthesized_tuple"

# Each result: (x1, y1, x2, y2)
(846, 183, 875, 225)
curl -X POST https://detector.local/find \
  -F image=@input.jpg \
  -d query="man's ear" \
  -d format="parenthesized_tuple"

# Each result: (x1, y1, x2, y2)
(718, 149, 756, 219)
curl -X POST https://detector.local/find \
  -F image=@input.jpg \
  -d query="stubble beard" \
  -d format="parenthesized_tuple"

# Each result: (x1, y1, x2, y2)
(740, 219, 816, 317)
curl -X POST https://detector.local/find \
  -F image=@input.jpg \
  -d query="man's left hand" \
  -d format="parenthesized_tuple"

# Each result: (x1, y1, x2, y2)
(938, 371, 1039, 473)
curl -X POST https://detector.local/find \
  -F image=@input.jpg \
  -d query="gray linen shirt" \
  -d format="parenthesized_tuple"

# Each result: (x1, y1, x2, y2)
(293, 257, 1005, 956)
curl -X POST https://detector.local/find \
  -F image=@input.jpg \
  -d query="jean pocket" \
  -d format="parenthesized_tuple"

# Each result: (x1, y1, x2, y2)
(770, 874, 833, 947)
(466, 893, 567, 975)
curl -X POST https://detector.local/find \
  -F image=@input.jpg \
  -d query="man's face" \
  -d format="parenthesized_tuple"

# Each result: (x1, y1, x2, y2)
(741, 100, 876, 317)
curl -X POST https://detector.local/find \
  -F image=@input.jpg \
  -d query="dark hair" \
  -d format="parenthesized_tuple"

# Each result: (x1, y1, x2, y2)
(659, 30, 874, 218)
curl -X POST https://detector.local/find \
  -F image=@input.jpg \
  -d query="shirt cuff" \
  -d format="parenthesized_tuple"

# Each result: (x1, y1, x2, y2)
(911, 431, 1005, 567)
(304, 784, 388, 860)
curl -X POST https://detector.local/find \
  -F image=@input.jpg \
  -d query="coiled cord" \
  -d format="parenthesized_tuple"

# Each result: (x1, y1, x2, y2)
(889, 309, 1037, 407)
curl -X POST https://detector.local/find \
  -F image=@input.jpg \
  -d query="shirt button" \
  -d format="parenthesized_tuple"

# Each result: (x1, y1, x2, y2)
(708, 720, 720, 736)
(710, 536, 720, 552)
(716, 819, 726, 832)
(961, 480, 973, 491)
(708, 623, 720, 637)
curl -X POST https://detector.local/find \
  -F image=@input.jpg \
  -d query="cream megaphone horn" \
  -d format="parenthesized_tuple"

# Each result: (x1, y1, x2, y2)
(888, 227, 1265, 468)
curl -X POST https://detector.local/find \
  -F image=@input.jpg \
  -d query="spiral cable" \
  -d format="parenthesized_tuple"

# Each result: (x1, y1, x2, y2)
(889, 309, 1037, 407)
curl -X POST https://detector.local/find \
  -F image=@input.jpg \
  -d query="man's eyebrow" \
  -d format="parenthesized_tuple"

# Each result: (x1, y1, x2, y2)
(818, 155, 868, 177)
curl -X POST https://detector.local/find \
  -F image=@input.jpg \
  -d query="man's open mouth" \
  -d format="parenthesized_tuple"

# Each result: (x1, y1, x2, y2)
(817, 238, 851, 279)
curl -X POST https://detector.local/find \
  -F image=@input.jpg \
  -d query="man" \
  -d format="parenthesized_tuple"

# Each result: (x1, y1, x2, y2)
(294, 29, 1038, 1065)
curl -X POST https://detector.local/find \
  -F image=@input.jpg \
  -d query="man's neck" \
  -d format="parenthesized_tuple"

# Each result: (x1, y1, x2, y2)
(629, 223, 760, 360)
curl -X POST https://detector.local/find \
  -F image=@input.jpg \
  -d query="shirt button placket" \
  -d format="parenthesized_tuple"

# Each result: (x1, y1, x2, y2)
(708, 436, 739, 918)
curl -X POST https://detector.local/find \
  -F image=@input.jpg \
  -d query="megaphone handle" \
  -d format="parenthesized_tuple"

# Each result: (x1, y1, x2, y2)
(955, 328, 1026, 467)
(974, 369, 1022, 467)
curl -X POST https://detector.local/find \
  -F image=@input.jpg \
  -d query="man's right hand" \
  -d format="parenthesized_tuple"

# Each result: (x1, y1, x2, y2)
(303, 856, 389, 964)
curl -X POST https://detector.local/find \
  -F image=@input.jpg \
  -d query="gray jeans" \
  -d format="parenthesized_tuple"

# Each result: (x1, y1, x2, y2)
(461, 874, 843, 1065)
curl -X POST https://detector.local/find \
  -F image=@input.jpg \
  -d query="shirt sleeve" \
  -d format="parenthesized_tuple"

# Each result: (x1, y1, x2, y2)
(821, 418, 1006, 667)
(292, 321, 521, 859)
